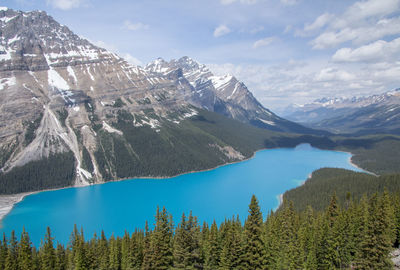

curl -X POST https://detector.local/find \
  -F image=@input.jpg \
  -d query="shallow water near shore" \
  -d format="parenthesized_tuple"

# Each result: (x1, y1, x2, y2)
(0, 144, 363, 246)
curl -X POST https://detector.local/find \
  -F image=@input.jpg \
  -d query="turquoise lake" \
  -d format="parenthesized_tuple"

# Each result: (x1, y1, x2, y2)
(0, 144, 363, 246)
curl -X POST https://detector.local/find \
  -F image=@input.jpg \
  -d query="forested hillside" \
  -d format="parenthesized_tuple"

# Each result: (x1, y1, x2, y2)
(283, 168, 400, 212)
(0, 193, 399, 269)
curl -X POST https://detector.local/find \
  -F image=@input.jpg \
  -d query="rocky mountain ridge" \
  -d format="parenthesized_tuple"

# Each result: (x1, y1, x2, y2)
(145, 56, 317, 134)
(283, 89, 400, 134)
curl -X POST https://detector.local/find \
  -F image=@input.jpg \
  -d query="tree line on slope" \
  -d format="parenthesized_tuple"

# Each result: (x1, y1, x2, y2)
(0, 151, 76, 195)
(0, 192, 399, 270)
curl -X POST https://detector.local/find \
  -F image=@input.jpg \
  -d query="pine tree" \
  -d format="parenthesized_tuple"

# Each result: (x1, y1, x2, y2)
(98, 230, 109, 270)
(317, 193, 341, 269)
(219, 217, 243, 269)
(150, 206, 173, 269)
(298, 206, 317, 269)
(130, 229, 144, 269)
(108, 234, 121, 270)
(200, 221, 209, 266)
(86, 232, 99, 270)
(173, 213, 189, 268)
(141, 221, 152, 270)
(18, 228, 33, 270)
(276, 200, 299, 269)
(264, 210, 280, 268)
(31, 246, 40, 270)
(0, 233, 8, 269)
(73, 227, 88, 270)
(5, 230, 18, 270)
(173, 212, 202, 269)
(40, 227, 56, 270)
(55, 243, 67, 270)
(204, 220, 220, 270)
(354, 193, 394, 269)
(121, 231, 133, 270)
(243, 195, 266, 269)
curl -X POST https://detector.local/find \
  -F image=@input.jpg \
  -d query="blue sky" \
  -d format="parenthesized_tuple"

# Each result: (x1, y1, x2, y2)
(2, 0, 400, 111)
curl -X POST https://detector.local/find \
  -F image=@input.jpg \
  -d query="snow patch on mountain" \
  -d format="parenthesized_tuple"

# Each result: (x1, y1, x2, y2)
(48, 68, 69, 90)
(67, 66, 77, 83)
(0, 76, 16, 90)
(210, 75, 233, 90)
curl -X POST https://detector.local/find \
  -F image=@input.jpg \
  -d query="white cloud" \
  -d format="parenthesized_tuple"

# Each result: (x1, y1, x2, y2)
(253, 37, 276, 48)
(124, 20, 150, 31)
(342, 0, 400, 24)
(332, 37, 400, 62)
(304, 13, 333, 32)
(312, 17, 400, 49)
(314, 67, 356, 82)
(46, 0, 83, 10)
(123, 53, 143, 66)
(213, 25, 231, 37)
(304, 0, 400, 49)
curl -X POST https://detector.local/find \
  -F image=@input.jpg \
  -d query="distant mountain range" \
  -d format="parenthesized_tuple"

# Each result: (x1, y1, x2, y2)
(0, 7, 317, 194)
(282, 89, 400, 135)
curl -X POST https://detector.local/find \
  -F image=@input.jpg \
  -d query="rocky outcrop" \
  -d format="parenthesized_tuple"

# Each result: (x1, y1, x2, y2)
(392, 248, 400, 269)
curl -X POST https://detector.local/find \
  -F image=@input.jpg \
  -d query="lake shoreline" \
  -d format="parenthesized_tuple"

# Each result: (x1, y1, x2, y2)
(0, 145, 368, 223)
(275, 151, 370, 210)
(0, 147, 264, 222)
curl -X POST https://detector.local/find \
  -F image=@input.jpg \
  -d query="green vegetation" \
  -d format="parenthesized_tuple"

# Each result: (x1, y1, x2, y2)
(56, 108, 68, 127)
(1, 193, 399, 269)
(81, 147, 94, 174)
(93, 109, 282, 180)
(113, 98, 126, 108)
(0, 141, 17, 169)
(0, 151, 76, 194)
(283, 168, 400, 212)
(341, 137, 400, 175)
(23, 113, 43, 146)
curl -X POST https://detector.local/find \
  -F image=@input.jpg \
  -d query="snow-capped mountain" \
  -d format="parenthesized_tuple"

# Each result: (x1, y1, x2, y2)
(283, 89, 400, 134)
(145, 56, 317, 134)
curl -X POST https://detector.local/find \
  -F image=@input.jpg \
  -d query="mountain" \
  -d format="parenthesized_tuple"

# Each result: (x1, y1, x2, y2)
(282, 89, 400, 135)
(0, 7, 313, 195)
(145, 57, 319, 134)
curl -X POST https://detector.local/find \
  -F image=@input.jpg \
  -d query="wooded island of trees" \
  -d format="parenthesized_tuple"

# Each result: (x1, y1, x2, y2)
(0, 191, 399, 269)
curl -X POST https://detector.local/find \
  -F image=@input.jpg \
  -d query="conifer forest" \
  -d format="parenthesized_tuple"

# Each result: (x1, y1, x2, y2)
(0, 192, 399, 270)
